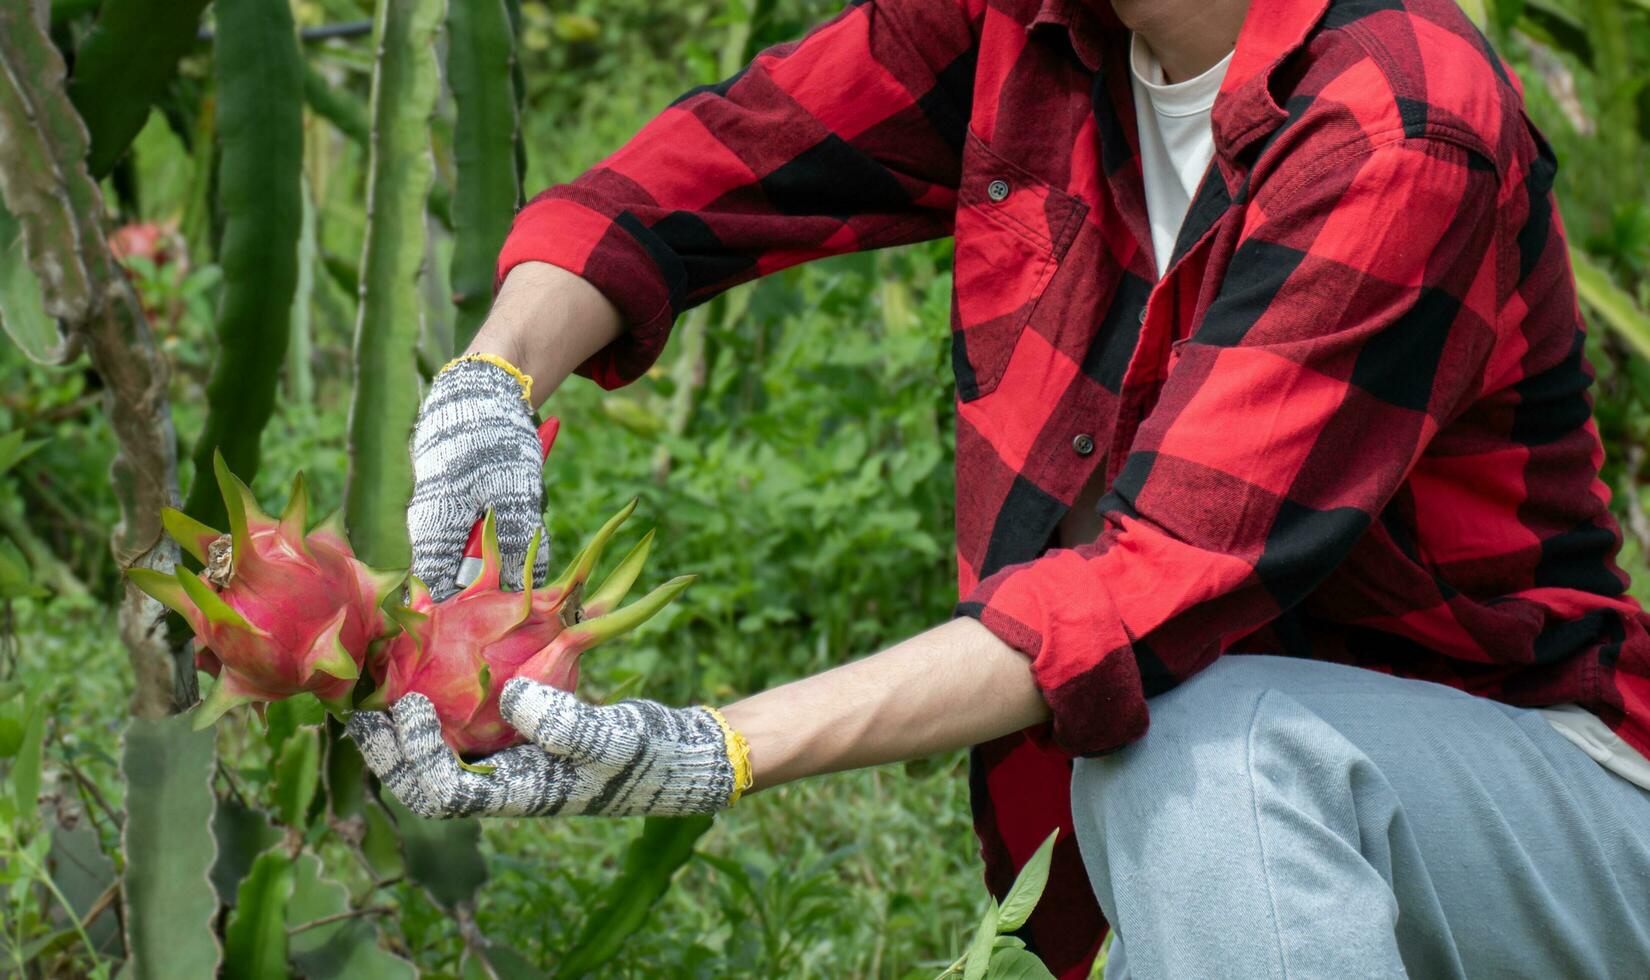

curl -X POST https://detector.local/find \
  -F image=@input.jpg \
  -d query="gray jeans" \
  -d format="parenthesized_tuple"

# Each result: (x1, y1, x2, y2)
(1070, 655, 1650, 979)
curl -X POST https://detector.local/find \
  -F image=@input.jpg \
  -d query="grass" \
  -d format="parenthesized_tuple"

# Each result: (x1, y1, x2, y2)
(17, 594, 986, 977)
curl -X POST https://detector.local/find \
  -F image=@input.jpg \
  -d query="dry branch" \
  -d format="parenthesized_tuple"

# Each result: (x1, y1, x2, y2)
(0, 1, 191, 716)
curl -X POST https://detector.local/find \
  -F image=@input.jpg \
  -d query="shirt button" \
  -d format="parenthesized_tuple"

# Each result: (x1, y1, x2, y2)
(1072, 433, 1095, 456)
(987, 179, 1011, 202)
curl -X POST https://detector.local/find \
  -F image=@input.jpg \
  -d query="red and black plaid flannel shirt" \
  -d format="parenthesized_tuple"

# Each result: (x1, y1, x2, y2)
(499, 0, 1650, 973)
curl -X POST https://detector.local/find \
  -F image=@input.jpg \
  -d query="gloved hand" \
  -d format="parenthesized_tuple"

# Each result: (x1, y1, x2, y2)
(408, 355, 548, 600)
(346, 678, 752, 819)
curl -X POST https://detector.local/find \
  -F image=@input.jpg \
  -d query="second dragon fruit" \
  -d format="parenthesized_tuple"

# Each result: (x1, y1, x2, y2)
(363, 501, 694, 757)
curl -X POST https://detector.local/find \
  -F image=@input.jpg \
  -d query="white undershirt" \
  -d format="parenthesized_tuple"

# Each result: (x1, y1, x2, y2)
(1126, 33, 1650, 792)
(1128, 34, 1230, 277)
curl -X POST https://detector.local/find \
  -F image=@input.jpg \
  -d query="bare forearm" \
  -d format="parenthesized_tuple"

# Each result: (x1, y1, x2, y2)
(469, 267, 1049, 789)
(466, 261, 623, 408)
(721, 617, 1049, 791)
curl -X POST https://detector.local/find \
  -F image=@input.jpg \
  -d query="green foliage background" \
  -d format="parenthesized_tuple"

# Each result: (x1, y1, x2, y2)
(1, 0, 1647, 975)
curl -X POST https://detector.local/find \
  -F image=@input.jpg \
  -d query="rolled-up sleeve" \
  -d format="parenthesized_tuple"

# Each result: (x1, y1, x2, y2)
(963, 135, 1503, 755)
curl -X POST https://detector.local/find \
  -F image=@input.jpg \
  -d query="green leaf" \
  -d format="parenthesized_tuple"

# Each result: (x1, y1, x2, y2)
(554, 815, 714, 979)
(384, 795, 488, 909)
(600, 396, 667, 437)
(0, 711, 21, 757)
(343, 0, 447, 569)
(303, 63, 370, 144)
(0, 429, 45, 476)
(265, 697, 326, 756)
(0, 537, 47, 600)
(321, 249, 362, 297)
(996, 829, 1058, 933)
(48, 821, 121, 955)
(287, 852, 416, 979)
(552, 12, 599, 43)
(461, 952, 493, 980)
(10, 685, 45, 821)
(17, 925, 80, 965)
(65, 0, 213, 177)
(1571, 247, 1650, 361)
(211, 798, 281, 909)
(963, 900, 999, 980)
(987, 946, 1056, 980)
(359, 800, 406, 881)
(446, 0, 523, 352)
(0, 201, 64, 364)
(1515, 0, 1592, 64)
(464, 943, 542, 980)
(694, 851, 756, 899)
(599, 671, 646, 706)
(324, 718, 366, 820)
(122, 716, 222, 977)
(223, 849, 295, 980)
(1095, 931, 1116, 974)
(273, 727, 321, 830)
(181, 0, 305, 532)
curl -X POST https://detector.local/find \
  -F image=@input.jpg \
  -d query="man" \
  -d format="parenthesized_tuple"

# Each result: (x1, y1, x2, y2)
(349, 0, 1650, 974)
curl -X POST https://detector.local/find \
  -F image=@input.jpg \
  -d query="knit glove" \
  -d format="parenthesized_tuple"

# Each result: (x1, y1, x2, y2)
(346, 678, 752, 819)
(408, 355, 548, 600)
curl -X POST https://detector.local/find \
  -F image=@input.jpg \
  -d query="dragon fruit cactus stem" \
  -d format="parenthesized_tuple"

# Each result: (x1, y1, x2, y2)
(127, 452, 404, 728)
(365, 500, 694, 758)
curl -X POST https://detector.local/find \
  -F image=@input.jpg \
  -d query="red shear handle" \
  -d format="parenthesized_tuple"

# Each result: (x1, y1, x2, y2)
(456, 416, 560, 583)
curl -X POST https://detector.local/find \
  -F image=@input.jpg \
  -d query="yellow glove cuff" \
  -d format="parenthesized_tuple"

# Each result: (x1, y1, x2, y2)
(440, 352, 534, 403)
(702, 706, 754, 806)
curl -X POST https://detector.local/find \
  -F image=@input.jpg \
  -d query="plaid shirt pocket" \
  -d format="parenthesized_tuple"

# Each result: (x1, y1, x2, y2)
(951, 131, 1086, 401)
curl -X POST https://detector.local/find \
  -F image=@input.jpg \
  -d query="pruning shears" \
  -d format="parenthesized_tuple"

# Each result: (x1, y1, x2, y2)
(454, 416, 560, 589)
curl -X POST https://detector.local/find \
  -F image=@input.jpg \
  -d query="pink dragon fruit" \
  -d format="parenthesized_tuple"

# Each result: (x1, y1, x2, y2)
(363, 501, 693, 758)
(128, 453, 402, 728)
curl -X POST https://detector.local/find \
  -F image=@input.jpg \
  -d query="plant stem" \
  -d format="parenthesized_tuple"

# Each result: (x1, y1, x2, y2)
(0, 506, 87, 597)
(62, 754, 123, 831)
(216, 757, 250, 810)
(651, 306, 709, 483)
(16, 844, 109, 978)
(81, 880, 119, 932)
(286, 905, 394, 936)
